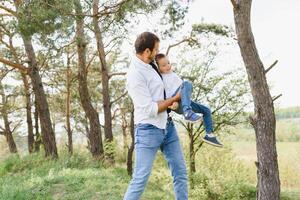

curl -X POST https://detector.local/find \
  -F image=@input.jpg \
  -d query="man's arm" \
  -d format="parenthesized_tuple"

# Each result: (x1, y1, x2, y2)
(157, 92, 181, 113)
(127, 71, 159, 118)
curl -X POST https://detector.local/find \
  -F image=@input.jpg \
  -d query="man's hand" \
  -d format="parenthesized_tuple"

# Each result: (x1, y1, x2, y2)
(157, 91, 181, 113)
(168, 102, 179, 110)
(173, 91, 181, 101)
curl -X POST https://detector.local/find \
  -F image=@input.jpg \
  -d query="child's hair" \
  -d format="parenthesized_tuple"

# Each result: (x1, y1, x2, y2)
(155, 53, 166, 66)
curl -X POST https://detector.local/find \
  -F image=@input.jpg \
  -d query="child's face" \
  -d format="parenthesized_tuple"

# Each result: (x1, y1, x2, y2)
(157, 57, 172, 74)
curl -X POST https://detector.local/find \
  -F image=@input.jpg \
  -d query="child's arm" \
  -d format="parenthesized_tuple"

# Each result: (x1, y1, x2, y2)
(168, 101, 179, 110)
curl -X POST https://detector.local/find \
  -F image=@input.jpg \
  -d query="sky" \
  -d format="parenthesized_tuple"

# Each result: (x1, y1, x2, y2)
(187, 0, 300, 108)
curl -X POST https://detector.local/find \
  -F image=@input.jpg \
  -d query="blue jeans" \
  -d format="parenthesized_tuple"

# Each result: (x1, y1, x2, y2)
(123, 121, 188, 200)
(174, 81, 214, 134)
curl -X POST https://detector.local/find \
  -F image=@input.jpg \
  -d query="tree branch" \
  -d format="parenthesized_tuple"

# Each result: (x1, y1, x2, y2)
(0, 57, 28, 73)
(86, 53, 97, 72)
(111, 108, 119, 120)
(110, 91, 128, 106)
(108, 72, 126, 79)
(11, 120, 22, 133)
(194, 128, 205, 143)
(166, 38, 191, 56)
(272, 94, 282, 102)
(0, 5, 17, 16)
(265, 60, 278, 74)
(195, 140, 205, 154)
(0, 13, 14, 17)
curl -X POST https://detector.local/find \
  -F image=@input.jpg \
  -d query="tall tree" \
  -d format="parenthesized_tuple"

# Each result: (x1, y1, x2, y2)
(230, 1, 280, 199)
(34, 96, 41, 152)
(74, 0, 104, 159)
(0, 70, 18, 153)
(0, 2, 58, 157)
(21, 37, 58, 158)
(92, 0, 114, 162)
(7, 1, 59, 158)
(65, 49, 75, 155)
(127, 109, 134, 176)
(0, 22, 35, 153)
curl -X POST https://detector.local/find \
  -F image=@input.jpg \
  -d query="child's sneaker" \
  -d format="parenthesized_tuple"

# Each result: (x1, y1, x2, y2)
(183, 110, 202, 123)
(203, 134, 223, 147)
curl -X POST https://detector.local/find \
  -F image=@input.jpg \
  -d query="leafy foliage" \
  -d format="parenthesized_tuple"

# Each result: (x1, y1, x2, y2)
(17, 0, 73, 38)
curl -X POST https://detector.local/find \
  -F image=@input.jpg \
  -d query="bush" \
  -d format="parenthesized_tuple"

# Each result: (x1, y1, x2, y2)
(189, 146, 256, 200)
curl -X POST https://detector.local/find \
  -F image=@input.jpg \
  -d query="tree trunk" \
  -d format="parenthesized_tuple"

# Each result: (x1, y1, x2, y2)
(22, 73, 35, 153)
(122, 123, 128, 156)
(74, 0, 104, 159)
(231, 1, 280, 199)
(22, 36, 58, 159)
(8, 40, 35, 154)
(188, 125, 196, 189)
(84, 116, 91, 151)
(127, 110, 135, 176)
(66, 52, 73, 155)
(121, 110, 128, 157)
(92, 0, 114, 162)
(0, 82, 18, 153)
(34, 97, 41, 152)
(14, 3, 58, 158)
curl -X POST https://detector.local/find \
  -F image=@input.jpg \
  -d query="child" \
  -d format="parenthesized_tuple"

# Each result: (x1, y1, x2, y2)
(155, 53, 223, 147)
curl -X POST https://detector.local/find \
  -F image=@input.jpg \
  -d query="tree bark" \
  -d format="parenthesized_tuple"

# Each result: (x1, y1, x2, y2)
(22, 37, 58, 159)
(92, 0, 114, 162)
(188, 124, 196, 189)
(121, 122, 128, 155)
(22, 73, 35, 153)
(127, 110, 134, 176)
(13, 3, 58, 158)
(0, 81, 18, 153)
(34, 97, 41, 152)
(231, 1, 280, 199)
(7, 40, 35, 154)
(66, 52, 73, 155)
(121, 109, 128, 156)
(74, 0, 104, 159)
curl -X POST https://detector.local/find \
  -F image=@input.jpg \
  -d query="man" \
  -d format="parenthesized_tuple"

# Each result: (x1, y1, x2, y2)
(123, 32, 188, 200)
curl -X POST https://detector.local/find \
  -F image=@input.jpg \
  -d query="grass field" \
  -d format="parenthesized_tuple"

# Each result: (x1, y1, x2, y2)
(230, 141, 300, 190)
(0, 118, 299, 199)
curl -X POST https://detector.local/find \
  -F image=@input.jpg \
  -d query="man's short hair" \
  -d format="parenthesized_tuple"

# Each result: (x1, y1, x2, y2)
(135, 32, 160, 54)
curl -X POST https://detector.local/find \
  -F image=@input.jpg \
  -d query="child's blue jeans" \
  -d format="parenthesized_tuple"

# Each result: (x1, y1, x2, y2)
(174, 81, 214, 134)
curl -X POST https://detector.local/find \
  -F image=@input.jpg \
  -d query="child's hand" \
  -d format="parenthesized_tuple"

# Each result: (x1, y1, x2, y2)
(168, 102, 179, 110)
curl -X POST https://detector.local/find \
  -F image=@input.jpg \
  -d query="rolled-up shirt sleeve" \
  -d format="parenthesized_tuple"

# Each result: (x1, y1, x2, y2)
(126, 72, 158, 118)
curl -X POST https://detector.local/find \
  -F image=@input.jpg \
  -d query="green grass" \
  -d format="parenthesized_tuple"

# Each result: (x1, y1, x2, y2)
(1, 117, 299, 199)
(230, 141, 300, 190)
(227, 118, 300, 142)
(0, 151, 129, 200)
(1, 146, 298, 200)
(0, 151, 179, 200)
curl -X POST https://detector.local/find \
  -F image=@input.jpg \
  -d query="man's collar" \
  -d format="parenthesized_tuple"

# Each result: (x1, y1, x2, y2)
(132, 56, 152, 68)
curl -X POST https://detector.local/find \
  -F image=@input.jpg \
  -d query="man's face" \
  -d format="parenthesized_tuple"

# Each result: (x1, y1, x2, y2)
(147, 42, 160, 61)
(157, 57, 172, 74)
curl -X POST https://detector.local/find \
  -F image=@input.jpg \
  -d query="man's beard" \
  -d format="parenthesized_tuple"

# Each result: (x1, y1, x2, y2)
(148, 54, 155, 62)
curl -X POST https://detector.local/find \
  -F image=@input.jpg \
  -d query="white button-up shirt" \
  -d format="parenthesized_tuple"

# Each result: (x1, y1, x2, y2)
(162, 72, 183, 98)
(126, 56, 168, 129)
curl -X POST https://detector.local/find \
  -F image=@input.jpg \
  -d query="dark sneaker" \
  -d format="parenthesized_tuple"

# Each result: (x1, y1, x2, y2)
(203, 134, 223, 147)
(183, 110, 202, 123)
